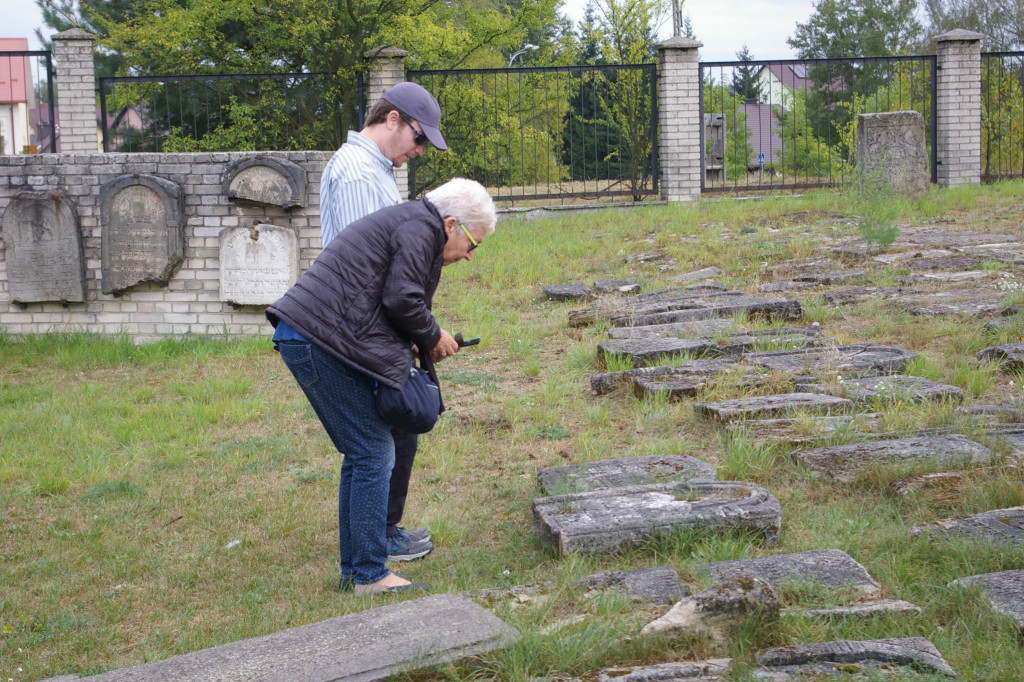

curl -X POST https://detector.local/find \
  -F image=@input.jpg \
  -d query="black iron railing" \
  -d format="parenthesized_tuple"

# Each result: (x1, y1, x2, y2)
(407, 63, 658, 203)
(0, 51, 56, 153)
(700, 55, 937, 192)
(98, 72, 364, 152)
(981, 51, 1024, 182)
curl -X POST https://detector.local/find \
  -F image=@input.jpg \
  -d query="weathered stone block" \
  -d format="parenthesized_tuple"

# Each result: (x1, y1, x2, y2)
(950, 568, 1024, 629)
(578, 566, 692, 605)
(1, 190, 85, 304)
(698, 549, 881, 595)
(754, 638, 956, 678)
(912, 506, 1024, 546)
(538, 454, 716, 495)
(218, 223, 299, 306)
(857, 111, 931, 196)
(695, 393, 853, 423)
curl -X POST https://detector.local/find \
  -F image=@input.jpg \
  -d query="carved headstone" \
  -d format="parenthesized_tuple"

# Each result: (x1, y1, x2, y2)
(219, 224, 299, 306)
(100, 175, 184, 295)
(222, 156, 306, 210)
(1, 190, 85, 303)
(857, 111, 930, 196)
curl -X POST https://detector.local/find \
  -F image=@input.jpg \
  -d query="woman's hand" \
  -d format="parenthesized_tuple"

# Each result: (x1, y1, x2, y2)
(430, 329, 459, 362)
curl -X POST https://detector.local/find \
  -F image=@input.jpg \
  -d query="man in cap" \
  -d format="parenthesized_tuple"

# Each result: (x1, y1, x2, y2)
(318, 81, 448, 563)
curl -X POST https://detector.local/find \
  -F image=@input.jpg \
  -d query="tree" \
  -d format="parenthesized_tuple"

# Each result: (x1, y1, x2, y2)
(34, 0, 140, 79)
(788, 0, 923, 59)
(732, 45, 764, 102)
(923, 0, 1024, 51)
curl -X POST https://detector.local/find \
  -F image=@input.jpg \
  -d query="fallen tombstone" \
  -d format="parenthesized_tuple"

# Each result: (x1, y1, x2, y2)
(752, 638, 957, 678)
(594, 278, 641, 294)
(626, 251, 669, 264)
(633, 369, 767, 401)
(590, 359, 736, 395)
(697, 549, 881, 596)
(667, 265, 725, 282)
(908, 255, 984, 270)
(758, 281, 819, 293)
(743, 344, 916, 377)
(612, 296, 802, 328)
(888, 466, 1024, 505)
(950, 569, 1024, 630)
(794, 434, 995, 483)
(796, 374, 964, 404)
(785, 599, 923, 621)
(977, 343, 1024, 371)
(960, 242, 1024, 264)
(911, 505, 1024, 547)
(956, 404, 1024, 423)
(578, 566, 692, 605)
(726, 413, 887, 445)
(543, 283, 593, 302)
(532, 480, 782, 556)
(890, 288, 1009, 317)
(792, 270, 865, 284)
(898, 226, 1018, 248)
(982, 428, 1024, 455)
(44, 594, 518, 682)
(606, 318, 742, 340)
(569, 288, 740, 327)
(468, 582, 553, 608)
(603, 328, 827, 366)
(538, 454, 716, 495)
(551, 659, 732, 682)
(901, 270, 988, 283)
(824, 286, 903, 305)
(695, 393, 853, 423)
(873, 248, 953, 265)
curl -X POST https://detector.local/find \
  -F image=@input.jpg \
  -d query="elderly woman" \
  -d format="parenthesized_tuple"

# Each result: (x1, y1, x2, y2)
(267, 178, 496, 595)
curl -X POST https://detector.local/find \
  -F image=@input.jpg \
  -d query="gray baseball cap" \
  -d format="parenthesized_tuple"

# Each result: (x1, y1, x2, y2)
(381, 82, 448, 151)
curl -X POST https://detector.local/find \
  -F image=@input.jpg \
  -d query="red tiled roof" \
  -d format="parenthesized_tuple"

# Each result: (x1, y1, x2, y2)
(0, 38, 31, 104)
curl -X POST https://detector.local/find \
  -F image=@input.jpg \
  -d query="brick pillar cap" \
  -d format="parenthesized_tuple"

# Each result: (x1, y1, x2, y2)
(932, 29, 985, 43)
(366, 46, 408, 59)
(656, 36, 702, 51)
(53, 28, 96, 41)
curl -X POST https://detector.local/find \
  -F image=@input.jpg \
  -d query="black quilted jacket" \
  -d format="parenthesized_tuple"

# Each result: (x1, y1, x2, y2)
(266, 198, 445, 390)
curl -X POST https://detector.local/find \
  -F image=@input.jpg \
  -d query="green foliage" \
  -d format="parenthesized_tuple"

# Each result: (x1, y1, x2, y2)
(732, 45, 765, 102)
(788, 0, 923, 59)
(773, 89, 843, 179)
(703, 81, 757, 181)
(981, 61, 1024, 178)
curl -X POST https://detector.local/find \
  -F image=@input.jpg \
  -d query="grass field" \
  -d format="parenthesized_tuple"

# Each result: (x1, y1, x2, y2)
(4, 181, 1024, 680)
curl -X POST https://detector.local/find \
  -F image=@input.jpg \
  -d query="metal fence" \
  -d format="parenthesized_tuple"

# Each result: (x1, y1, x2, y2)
(98, 72, 364, 153)
(0, 50, 56, 153)
(407, 63, 658, 203)
(981, 51, 1024, 181)
(699, 55, 937, 192)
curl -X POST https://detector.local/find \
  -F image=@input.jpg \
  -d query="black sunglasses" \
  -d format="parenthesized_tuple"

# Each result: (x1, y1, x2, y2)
(398, 113, 429, 146)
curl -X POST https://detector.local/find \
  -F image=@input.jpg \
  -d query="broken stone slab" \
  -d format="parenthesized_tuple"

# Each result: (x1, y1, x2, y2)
(726, 413, 888, 446)
(613, 296, 802, 328)
(908, 255, 985, 270)
(47, 594, 518, 682)
(899, 226, 1018, 248)
(824, 286, 903, 305)
(900, 270, 988, 284)
(590, 359, 736, 395)
(695, 393, 854, 423)
(667, 266, 725, 282)
(743, 344, 917, 377)
(982, 428, 1024, 455)
(600, 329, 826, 367)
(543, 283, 594, 302)
(697, 549, 881, 596)
(796, 375, 964, 404)
(792, 270, 865, 284)
(467, 582, 554, 608)
(606, 318, 742, 340)
(956, 404, 1024, 423)
(593, 279, 641, 294)
(795, 434, 995, 483)
(532, 480, 782, 556)
(872, 248, 953, 265)
(950, 569, 1024, 629)
(890, 289, 1009, 318)
(633, 370, 767, 402)
(757, 281, 820, 293)
(911, 506, 1024, 546)
(568, 288, 740, 327)
(626, 251, 669, 264)
(578, 566, 692, 605)
(538, 454, 716, 496)
(552, 659, 732, 682)
(960, 243, 1024, 264)
(977, 343, 1024, 370)
(888, 466, 1024, 505)
(640, 577, 779, 649)
(753, 638, 956, 678)
(785, 599, 923, 621)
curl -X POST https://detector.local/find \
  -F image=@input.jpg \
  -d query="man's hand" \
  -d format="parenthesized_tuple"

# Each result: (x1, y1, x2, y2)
(430, 329, 459, 362)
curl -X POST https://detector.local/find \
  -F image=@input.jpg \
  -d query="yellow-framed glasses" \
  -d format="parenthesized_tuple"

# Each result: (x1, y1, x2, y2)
(460, 223, 479, 251)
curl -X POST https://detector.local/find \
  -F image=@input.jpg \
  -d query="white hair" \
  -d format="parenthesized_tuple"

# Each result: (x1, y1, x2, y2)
(425, 178, 497, 236)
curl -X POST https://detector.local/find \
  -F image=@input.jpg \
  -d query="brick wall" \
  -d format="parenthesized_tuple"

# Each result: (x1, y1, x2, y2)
(934, 30, 984, 187)
(656, 37, 703, 202)
(0, 151, 330, 338)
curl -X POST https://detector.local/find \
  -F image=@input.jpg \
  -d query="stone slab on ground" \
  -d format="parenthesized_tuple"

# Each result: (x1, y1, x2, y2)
(532, 481, 781, 556)
(758, 281, 820, 293)
(593, 279, 641, 294)
(908, 255, 985, 270)
(785, 599, 923, 620)
(890, 288, 1009, 317)
(554, 659, 732, 681)
(590, 359, 736, 395)
(667, 266, 725, 282)
(538, 455, 716, 495)
(47, 594, 517, 682)
(898, 226, 1018, 248)
(796, 374, 964, 404)
(795, 434, 995, 483)
(605, 317, 741, 340)
(753, 638, 956, 678)
(697, 549, 881, 595)
(950, 569, 1024, 629)
(544, 283, 594, 301)
(960, 242, 1024, 264)
(695, 393, 853, 423)
(888, 466, 1024, 505)
(726, 413, 887, 445)
(613, 296, 802, 328)
(911, 505, 1024, 546)
(982, 428, 1024, 455)
(824, 286, 903, 305)
(901, 270, 988, 283)
(792, 270, 865, 284)
(633, 370, 766, 401)
(977, 343, 1024, 371)
(578, 566, 692, 605)
(743, 344, 917, 377)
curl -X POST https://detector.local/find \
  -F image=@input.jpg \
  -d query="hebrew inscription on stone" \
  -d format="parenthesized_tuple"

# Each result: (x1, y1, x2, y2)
(222, 156, 305, 209)
(219, 223, 299, 306)
(100, 175, 184, 295)
(1, 190, 85, 304)
(857, 111, 930, 196)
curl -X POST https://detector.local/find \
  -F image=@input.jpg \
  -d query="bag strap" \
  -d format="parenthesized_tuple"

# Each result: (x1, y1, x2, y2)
(418, 348, 445, 415)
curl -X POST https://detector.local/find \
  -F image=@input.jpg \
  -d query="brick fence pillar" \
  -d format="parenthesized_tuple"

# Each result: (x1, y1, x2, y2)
(52, 28, 98, 154)
(655, 37, 703, 202)
(933, 29, 984, 187)
(365, 46, 409, 197)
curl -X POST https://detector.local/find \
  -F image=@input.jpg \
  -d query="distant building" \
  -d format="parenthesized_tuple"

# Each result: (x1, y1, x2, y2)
(0, 38, 35, 154)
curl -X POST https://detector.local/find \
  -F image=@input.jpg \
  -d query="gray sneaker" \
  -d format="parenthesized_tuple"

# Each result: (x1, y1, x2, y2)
(393, 526, 431, 543)
(386, 534, 433, 561)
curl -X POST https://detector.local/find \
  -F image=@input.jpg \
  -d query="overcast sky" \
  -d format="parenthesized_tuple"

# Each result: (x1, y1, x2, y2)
(6, 0, 815, 61)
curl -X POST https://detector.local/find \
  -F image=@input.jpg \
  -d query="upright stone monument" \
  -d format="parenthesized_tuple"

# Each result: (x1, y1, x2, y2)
(219, 223, 299, 306)
(222, 156, 306, 210)
(857, 111, 930, 196)
(1, 190, 86, 304)
(100, 175, 185, 295)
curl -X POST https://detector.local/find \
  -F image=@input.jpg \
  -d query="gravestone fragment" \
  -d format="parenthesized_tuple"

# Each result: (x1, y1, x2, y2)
(890, 289, 1008, 317)
(743, 344, 916, 377)
(796, 374, 964, 404)
(908, 255, 984, 270)
(795, 434, 994, 483)
(757, 281, 819, 293)
(983, 428, 1024, 455)
(857, 111, 931, 196)
(538, 454, 716, 495)
(888, 466, 1024, 505)
(633, 371, 766, 402)
(911, 506, 1024, 546)
(594, 278, 641, 294)
(602, 327, 826, 364)
(726, 413, 887, 446)
(613, 296, 801, 327)
(544, 283, 593, 301)
(695, 393, 853, 423)
(950, 569, 1024, 629)
(46, 594, 517, 681)
(219, 223, 299, 306)
(667, 265, 724, 282)
(532, 480, 782, 556)
(578, 566, 692, 605)
(977, 343, 1024, 371)
(1, 190, 85, 304)
(590, 359, 736, 395)
(786, 599, 923, 621)
(792, 270, 865, 284)
(100, 175, 184, 295)
(553, 659, 732, 682)
(899, 226, 1018, 247)
(754, 638, 956, 678)
(606, 318, 742, 340)
(825, 286, 902, 305)
(697, 549, 881, 596)
(222, 155, 306, 210)
(960, 242, 1024, 264)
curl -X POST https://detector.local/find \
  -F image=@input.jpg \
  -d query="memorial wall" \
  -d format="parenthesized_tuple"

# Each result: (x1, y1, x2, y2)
(0, 151, 330, 338)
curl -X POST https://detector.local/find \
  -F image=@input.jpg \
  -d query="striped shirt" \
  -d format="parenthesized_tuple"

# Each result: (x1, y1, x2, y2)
(319, 130, 402, 247)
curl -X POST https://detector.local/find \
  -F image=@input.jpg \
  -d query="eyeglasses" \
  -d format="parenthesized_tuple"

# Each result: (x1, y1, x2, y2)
(398, 113, 429, 146)
(460, 223, 480, 252)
